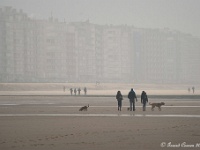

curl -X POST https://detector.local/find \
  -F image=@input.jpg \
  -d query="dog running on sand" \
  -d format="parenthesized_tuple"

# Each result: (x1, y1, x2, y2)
(79, 104, 89, 111)
(149, 102, 165, 111)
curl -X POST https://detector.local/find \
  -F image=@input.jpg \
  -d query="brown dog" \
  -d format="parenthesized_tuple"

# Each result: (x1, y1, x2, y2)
(149, 102, 165, 111)
(79, 104, 89, 111)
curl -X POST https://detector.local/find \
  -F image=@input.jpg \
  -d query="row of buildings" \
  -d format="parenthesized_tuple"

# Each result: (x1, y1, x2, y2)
(0, 6, 200, 84)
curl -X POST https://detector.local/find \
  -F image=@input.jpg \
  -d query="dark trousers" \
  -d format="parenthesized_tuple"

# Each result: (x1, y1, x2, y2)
(142, 102, 147, 111)
(118, 100, 122, 111)
(129, 100, 135, 111)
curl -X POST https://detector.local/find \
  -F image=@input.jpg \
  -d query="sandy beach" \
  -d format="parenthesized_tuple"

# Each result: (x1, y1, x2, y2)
(0, 94, 200, 150)
(0, 83, 199, 96)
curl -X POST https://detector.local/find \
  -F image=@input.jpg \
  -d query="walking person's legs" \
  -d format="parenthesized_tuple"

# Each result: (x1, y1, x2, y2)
(132, 101, 135, 111)
(119, 100, 122, 111)
(129, 100, 132, 111)
(118, 101, 121, 111)
(143, 102, 146, 111)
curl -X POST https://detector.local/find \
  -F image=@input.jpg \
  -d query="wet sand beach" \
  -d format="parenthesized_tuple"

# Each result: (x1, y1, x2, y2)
(0, 95, 200, 150)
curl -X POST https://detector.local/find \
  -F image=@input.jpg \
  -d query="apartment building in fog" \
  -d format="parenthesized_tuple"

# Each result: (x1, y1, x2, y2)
(36, 19, 76, 82)
(0, 7, 200, 84)
(0, 7, 77, 82)
(102, 25, 132, 82)
(0, 7, 35, 82)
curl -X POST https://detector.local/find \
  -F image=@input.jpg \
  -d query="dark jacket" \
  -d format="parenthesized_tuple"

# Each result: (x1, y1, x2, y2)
(116, 93, 123, 101)
(128, 90, 137, 101)
(141, 91, 148, 104)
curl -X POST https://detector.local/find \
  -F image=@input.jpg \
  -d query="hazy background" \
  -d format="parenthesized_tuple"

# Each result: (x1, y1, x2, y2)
(1, 0, 200, 37)
(0, 0, 200, 85)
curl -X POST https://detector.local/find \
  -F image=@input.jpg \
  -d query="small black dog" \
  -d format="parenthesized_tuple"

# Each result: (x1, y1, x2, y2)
(79, 104, 89, 111)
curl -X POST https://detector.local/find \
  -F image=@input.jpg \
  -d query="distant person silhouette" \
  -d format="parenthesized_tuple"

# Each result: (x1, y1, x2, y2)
(78, 88, 81, 95)
(192, 86, 195, 94)
(141, 91, 148, 111)
(84, 87, 87, 95)
(74, 88, 77, 95)
(188, 88, 190, 93)
(128, 88, 137, 111)
(70, 88, 73, 95)
(116, 91, 123, 111)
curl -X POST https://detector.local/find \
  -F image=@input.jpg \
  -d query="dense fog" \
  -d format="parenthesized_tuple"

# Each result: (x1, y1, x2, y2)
(0, 0, 200, 84)
(1, 0, 200, 37)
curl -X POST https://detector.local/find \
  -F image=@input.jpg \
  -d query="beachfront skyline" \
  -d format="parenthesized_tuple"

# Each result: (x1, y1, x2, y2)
(1, 0, 200, 38)
(0, 2, 200, 84)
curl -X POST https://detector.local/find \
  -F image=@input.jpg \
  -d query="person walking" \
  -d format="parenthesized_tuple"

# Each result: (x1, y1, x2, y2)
(116, 91, 123, 111)
(84, 87, 87, 95)
(192, 86, 195, 94)
(74, 88, 77, 96)
(78, 87, 81, 95)
(70, 88, 73, 95)
(188, 87, 191, 94)
(128, 88, 137, 111)
(141, 91, 148, 111)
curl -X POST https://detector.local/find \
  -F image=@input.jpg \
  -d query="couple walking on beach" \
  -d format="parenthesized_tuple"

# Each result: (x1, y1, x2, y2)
(116, 89, 148, 111)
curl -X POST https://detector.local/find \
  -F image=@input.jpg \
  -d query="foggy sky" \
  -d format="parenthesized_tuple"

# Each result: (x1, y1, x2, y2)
(1, 0, 200, 37)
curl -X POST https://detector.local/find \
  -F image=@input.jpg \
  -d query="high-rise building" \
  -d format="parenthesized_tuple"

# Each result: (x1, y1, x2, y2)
(102, 25, 132, 82)
(0, 7, 200, 84)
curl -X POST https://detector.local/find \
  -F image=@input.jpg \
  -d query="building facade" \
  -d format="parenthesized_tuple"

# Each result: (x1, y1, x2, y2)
(0, 7, 200, 84)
